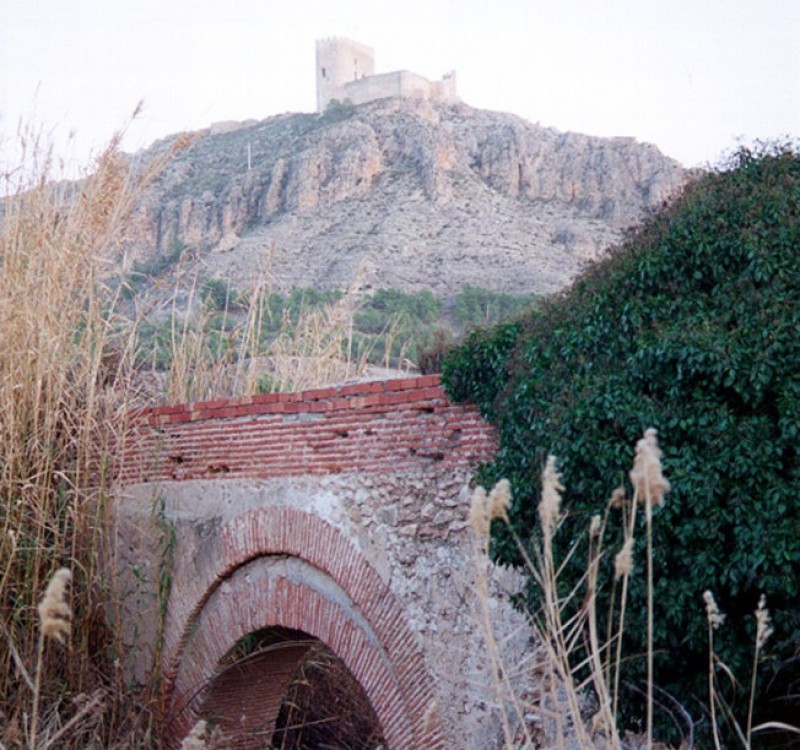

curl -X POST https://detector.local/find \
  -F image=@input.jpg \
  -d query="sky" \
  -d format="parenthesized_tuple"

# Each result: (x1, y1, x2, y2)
(1, 0, 798, 177)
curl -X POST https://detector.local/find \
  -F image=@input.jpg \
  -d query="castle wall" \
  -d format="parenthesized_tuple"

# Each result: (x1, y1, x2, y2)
(341, 70, 457, 107)
(432, 71, 457, 102)
(315, 38, 458, 112)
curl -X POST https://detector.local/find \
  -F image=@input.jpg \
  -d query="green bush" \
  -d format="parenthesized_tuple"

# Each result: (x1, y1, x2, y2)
(201, 278, 240, 311)
(453, 283, 538, 330)
(442, 145, 800, 745)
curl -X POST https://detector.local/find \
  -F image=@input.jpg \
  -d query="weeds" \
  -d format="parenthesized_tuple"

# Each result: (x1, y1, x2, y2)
(264, 269, 372, 391)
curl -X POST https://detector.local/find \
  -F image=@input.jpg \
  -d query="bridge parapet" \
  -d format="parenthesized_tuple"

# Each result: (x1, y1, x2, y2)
(121, 375, 496, 484)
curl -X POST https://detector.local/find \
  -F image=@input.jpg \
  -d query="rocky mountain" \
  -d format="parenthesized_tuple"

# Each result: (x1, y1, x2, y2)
(127, 97, 687, 300)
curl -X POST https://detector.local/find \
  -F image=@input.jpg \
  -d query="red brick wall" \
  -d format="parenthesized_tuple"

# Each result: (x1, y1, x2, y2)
(120, 375, 496, 483)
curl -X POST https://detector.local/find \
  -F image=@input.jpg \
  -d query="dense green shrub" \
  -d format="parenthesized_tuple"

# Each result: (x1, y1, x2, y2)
(442, 145, 800, 744)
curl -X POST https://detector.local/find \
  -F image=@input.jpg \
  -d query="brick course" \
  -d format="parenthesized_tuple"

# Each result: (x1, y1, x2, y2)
(165, 506, 445, 749)
(121, 375, 495, 484)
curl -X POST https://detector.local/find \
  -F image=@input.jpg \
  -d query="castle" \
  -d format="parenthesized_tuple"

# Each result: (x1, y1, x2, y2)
(315, 38, 458, 113)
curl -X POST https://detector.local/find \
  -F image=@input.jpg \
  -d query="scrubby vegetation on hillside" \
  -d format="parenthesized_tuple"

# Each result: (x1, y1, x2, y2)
(443, 144, 800, 746)
(132, 282, 538, 378)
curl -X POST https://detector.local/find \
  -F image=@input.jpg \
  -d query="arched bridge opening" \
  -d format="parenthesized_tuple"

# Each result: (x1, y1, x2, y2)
(162, 509, 446, 749)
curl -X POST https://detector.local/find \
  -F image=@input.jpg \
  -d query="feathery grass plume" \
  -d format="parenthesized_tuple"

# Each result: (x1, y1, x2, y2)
(608, 485, 627, 509)
(37, 568, 72, 644)
(704, 589, 726, 750)
(746, 594, 774, 744)
(30, 567, 73, 748)
(614, 537, 634, 579)
(469, 485, 489, 539)
(703, 590, 726, 630)
(539, 455, 563, 534)
(630, 428, 669, 748)
(487, 478, 511, 524)
(754, 594, 773, 649)
(629, 427, 670, 508)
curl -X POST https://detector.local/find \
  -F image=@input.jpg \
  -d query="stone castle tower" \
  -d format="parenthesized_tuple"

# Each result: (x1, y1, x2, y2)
(315, 38, 457, 113)
(315, 38, 376, 113)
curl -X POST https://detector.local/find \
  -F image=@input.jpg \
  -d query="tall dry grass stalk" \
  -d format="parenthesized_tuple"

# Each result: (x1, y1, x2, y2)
(629, 428, 670, 748)
(702, 591, 800, 749)
(161, 262, 274, 404)
(0, 118, 179, 747)
(159, 265, 373, 403)
(469, 481, 536, 748)
(471, 429, 669, 749)
(473, 429, 799, 749)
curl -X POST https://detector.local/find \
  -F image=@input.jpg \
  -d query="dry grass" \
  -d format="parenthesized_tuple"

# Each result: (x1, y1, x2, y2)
(146, 261, 378, 403)
(271, 641, 387, 750)
(264, 269, 373, 393)
(0, 122, 397, 748)
(0, 119, 179, 748)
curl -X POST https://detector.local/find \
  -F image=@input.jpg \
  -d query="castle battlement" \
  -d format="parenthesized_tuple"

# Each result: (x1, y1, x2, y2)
(315, 38, 458, 113)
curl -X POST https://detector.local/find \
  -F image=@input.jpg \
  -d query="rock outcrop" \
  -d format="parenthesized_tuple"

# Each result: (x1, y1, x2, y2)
(128, 98, 687, 298)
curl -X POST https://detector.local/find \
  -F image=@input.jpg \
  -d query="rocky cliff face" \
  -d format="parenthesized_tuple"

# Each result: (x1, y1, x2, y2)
(129, 98, 687, 298)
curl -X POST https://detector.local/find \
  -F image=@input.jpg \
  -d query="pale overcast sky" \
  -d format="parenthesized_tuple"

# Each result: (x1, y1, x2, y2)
(1, 0, 798, 175)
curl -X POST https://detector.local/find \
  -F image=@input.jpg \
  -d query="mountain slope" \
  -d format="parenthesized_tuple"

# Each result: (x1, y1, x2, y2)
(128, 98, 687, 299)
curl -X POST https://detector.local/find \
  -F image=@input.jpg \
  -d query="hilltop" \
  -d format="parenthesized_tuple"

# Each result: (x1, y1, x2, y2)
(125, 97, 687, 302)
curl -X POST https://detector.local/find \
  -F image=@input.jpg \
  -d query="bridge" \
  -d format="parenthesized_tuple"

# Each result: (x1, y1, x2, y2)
(114, 375, 529, 749)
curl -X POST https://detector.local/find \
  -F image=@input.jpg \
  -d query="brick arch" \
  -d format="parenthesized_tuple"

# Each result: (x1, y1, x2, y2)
(164, 506, 444, 750)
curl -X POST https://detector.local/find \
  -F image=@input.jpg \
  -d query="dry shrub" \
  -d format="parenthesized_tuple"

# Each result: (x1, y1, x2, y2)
(416, 326, 453, 374)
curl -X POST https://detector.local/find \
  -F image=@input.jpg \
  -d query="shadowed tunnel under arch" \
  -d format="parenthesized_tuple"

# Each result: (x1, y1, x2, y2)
(200, 625, 387, 748)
